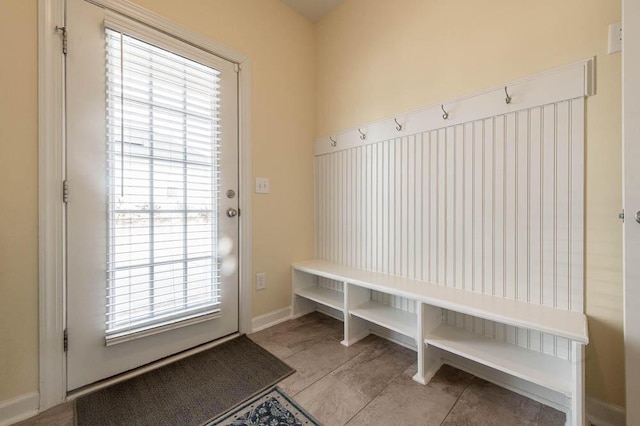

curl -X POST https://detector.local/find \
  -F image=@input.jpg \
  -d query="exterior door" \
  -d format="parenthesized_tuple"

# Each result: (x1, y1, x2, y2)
(624, 0, 640, 423)
(65, 0, 239, 390)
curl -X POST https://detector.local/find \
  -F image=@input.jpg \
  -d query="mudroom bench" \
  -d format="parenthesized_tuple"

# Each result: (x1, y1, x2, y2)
(291, 259, 589, 426)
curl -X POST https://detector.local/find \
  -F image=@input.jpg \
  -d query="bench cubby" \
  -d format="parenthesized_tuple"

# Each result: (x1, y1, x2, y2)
(291, 259, 588, 426)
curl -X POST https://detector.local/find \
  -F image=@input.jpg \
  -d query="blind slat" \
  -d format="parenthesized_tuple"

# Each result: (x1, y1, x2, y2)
(105, 28, 223, 338)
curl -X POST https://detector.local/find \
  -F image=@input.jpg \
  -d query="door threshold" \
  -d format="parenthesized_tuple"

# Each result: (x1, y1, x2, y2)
(66, 332, 241, 400)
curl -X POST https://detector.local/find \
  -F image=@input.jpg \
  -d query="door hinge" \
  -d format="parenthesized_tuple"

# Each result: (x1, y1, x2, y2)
(55, 26, 67, 55)
(237, 208, 241, 217)
(63, 329, 68, 352)
(63, 180, 69, 204)
(619, 210, 625, 222)
(234, 63, 240, 73)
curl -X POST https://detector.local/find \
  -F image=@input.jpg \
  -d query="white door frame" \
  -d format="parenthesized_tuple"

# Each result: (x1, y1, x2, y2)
(38, 0, 253, 410)
(624, 0, 640, 424)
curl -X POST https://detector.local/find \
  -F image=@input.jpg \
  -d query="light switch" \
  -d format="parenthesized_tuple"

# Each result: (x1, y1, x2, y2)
(255, 177, 270, 194)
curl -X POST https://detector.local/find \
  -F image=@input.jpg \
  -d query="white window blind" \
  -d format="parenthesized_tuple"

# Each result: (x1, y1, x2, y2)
(105, 28, 223, 342)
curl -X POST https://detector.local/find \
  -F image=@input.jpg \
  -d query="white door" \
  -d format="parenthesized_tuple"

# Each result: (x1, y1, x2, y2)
(65, 0, 239, 391)
(624, 0, 640, 423)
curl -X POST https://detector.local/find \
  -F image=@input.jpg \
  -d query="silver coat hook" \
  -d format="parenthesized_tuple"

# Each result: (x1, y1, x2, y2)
(504, 86, 512, 104)
(358, 128, 366, 140)
(329, 137, 337, 147)
(441, 105, 449, 120)
(394, 118, 403, 131)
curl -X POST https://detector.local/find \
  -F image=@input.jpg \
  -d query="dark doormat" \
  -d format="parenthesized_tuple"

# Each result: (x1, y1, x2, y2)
(75, 335, 294, 426)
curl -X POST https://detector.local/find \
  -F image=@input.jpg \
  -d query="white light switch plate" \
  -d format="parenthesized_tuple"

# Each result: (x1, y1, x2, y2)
(608, 22, 622, 54)
(255, 177, 270, 194)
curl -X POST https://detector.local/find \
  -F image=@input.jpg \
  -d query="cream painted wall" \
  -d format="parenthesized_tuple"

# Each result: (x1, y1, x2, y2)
(0, 0, 315, 403)
(0, 0, 624, 411)
(0, 0, 39, 403)
(316, 0, 623, 407)
(126, 0, 316, 318)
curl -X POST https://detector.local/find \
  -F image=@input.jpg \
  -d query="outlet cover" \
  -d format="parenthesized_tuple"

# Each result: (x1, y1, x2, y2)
(608, 22, 622, 54)
(256, 272, 266, 291)
(255, 177, 270, 194)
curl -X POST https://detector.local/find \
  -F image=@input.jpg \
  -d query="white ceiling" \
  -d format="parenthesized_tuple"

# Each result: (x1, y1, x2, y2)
(281, 0, 343, 22)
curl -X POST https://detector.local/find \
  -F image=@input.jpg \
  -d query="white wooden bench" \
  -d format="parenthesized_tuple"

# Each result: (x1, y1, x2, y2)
(291, 259, 589, 426)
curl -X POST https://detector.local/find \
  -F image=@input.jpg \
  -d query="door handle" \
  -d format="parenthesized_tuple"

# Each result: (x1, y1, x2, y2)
(636, 210, 640, 224)
(226, 208, 238, 218)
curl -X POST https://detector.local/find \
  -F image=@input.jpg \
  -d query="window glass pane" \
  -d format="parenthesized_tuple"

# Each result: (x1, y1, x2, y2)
(105, 29, 222, 337)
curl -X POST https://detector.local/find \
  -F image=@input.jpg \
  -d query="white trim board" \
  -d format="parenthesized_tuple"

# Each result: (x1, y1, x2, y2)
(315, 57, 594, 155)
(586, 397, 625, 426)
(0, 392, 39, 426)
(38, 0, 252, 410)
(38, 0, 66, 411)
(251, 307, 292, 333)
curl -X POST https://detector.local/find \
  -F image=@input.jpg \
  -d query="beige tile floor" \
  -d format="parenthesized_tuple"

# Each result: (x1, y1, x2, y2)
(248, 312, 566, 426)
(14, 311, 566, 426)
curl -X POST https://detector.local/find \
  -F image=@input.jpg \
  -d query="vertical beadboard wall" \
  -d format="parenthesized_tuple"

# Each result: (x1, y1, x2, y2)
(315, 99, 584, 360)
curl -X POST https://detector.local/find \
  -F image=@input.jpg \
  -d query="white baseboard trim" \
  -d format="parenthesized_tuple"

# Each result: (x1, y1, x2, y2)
(368, 324, 418, 351)
(0, 391, 39, 426)
(314, 305, 344, 321)
(251, 307, 292, 333)
(586, 396, 625, 426)
(441, 352, 570, 412)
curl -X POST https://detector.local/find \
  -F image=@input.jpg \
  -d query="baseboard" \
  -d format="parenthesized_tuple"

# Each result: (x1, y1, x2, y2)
(440, 352, 570, 412)
(368, 324, 418, 351)
(0, 391, 39, 426)
(251, 307, 292, 333)
(314, 304, 344, 321)
(586, 396, 625, 426)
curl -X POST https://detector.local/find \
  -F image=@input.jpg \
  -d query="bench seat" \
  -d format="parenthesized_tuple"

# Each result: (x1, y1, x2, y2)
(291, 259, 588, 426)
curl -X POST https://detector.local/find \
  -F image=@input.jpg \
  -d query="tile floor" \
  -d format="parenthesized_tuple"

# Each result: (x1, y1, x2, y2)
(14, 311, 567, 426)
(248, 312, 566, 426)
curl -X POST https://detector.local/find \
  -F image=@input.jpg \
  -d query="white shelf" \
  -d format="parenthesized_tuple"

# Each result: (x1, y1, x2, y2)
(425, 324, 572, 396)
(350, 300, 417, 339)
(294, 285, 344, 311)
(292, 260, 588, 344)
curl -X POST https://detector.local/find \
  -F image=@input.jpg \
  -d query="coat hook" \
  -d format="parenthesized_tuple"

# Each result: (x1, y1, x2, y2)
(441, 105, 449, 120)
(358, 128, 366, 140)
(329, 136, 337, 147)
(394, 118, 403, 132)
(504, 86, 512, 104)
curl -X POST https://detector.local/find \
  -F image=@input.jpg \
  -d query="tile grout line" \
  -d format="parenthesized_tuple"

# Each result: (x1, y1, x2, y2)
(439, 376, 475, 425)
(342, 361, 415, 426)
(280, 335, 372, 398)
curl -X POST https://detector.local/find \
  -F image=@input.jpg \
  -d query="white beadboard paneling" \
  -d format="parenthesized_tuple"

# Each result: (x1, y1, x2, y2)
(494, 115, 506, 300)
(570, 99, 585, 313)
(314, 97, 585, 359)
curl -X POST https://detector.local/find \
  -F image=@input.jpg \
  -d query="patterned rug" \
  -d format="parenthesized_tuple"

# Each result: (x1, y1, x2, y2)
(207, 387, 321, 426)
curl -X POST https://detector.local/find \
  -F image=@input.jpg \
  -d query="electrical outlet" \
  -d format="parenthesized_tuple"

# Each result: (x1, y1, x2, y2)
(256, 272, 266, 291)
(255, 177, 270, 194)
(608, 22, 622, 54)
